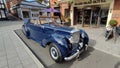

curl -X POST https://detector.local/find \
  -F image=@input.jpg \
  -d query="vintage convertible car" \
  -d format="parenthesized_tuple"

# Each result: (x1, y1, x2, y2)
(22, 16, 89, 63)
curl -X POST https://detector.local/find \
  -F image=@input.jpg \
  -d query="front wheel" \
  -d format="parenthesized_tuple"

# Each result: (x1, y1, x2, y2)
(49, 43, 63, 63)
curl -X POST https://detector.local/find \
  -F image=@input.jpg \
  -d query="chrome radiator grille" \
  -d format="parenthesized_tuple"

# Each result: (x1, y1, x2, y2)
(71, 31, 80, 43)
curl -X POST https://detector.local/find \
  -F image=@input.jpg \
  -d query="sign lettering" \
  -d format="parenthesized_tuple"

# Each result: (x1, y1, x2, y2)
(75, 0, 106, 5)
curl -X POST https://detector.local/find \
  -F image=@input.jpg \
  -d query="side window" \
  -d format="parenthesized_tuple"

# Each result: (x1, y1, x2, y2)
(30, 19, 40, 25)
(40, 19, 46, 24)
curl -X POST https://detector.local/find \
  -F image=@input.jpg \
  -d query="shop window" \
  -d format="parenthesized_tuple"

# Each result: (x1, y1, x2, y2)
(0, 10, 5, 18)
(77, 11, 83, 24)
(39, 12, 42, 15)
(65, 9, 70, 17)
(54, 12, 60, 17)
(32, 14, 39, 17)
(100, 9, 108, 24)
(101, 0, 106, 2)
(23, 11, 29, 18)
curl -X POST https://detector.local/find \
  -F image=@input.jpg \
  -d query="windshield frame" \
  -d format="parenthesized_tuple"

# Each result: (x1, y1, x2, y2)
(29, 16, 62, 25)
(40, 16, 61, 24)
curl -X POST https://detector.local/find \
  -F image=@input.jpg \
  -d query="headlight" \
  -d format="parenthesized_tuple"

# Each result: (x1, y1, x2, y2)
(68, 37, 74, 43)
(81, 33, 85, 38)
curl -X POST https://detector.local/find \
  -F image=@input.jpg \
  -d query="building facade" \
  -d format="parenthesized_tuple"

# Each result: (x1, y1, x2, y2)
(71, 0, 111, 27)
(6, 0, 46, 19)
(69, 0, 120, 27)
(54, 0, 120, 27)
(59, 0, 70, 18)
(50, 0, 60, 16)
(0, 0, 8, 20)
(111, 0, 120, 26)
(16, 1, 46, 19)
(6, 0, 23, 14)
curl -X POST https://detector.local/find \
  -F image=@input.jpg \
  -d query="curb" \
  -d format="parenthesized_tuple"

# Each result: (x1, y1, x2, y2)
(13, 31, 45, 68)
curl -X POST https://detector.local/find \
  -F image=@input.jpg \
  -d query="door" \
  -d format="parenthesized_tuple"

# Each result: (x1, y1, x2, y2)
(83, 9, 91, 27)
(82, 7, 101, 27)
(28, 23, 45, 42)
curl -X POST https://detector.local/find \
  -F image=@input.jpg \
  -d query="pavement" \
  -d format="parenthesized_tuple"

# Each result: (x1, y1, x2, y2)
(15, 28, 120, 68)
(0, 13, 20, 21)
(0, 21, 120, 68)
(0, 21, 44, 68)
(73, 24, 120, 58)
(7, 13, 21, 21)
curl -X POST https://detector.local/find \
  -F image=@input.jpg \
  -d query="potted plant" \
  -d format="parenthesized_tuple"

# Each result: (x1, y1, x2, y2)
(109, 20, 118, 27)
(105, 19, 118, 40)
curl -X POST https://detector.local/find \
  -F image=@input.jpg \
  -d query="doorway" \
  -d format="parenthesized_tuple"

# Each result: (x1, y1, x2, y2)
(100, 9, 109, 25)
(76, 6, 109, 27)
(22, 11, 29, 18)
(83, 9, 92, 26)
(82, 6, 106, 27)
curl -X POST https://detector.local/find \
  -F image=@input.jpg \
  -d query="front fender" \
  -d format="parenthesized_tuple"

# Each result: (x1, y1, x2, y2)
(51, 34, 67, 46)
(50, 33, 69, 57)
(80, 29, 89, 44)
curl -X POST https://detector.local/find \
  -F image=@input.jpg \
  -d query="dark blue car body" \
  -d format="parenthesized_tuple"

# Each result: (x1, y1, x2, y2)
(22, 18, 89, 63)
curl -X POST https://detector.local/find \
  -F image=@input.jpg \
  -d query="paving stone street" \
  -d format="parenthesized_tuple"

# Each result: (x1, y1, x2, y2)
(1, 0, 120, 68)
(0, 21, 120, 68)
(0, 21, 44, 68)
(73, 25, 120, 58)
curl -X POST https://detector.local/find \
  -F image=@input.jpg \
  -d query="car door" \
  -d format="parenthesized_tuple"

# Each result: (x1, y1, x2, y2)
(28, 23, 45, 42)
(40, 26, 54, 46)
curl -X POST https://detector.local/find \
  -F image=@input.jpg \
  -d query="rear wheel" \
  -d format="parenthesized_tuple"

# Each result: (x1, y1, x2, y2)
(49, 43, 62, 63)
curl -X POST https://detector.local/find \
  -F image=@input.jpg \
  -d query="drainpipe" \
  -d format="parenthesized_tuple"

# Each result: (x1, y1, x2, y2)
(90, 9, 93, 27)
(97, 8, 101, 27)
(81, 9, 84, 27)
(70, 3, 74, 26)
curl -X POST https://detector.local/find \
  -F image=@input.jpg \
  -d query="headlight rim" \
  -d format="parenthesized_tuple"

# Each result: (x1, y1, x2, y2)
(81, 33, 85, 38)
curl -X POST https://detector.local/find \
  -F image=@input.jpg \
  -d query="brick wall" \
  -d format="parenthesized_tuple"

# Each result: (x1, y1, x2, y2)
(11, 0, 22, 5)
(60, 2, 69, 17)
(50, 0, 69, 17)
(6, 0, 23, 14)
(50, 0, 59, 16)
(112, 0, 120, 26)
(50, 0, 58, 8)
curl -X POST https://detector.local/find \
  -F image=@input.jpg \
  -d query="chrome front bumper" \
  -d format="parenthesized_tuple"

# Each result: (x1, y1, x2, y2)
(64, 44, 88, 61)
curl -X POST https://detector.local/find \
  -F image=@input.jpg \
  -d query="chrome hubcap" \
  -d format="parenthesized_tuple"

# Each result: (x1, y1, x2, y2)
(50, 47, 58, 60)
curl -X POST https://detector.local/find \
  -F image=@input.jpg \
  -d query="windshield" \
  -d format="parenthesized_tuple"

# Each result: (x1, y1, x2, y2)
(30, 16, 62, 25)
(40, 16, 61, 24)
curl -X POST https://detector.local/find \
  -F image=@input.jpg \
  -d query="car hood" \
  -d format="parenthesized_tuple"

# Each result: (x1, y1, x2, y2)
(43, 23, 79, 34)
